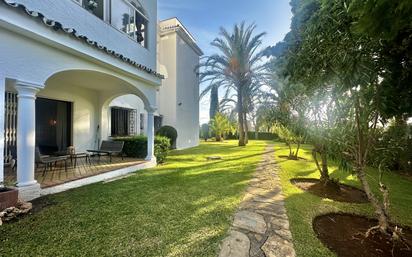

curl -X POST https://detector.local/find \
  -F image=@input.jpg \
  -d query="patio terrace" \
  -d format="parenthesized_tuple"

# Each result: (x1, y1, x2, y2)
(4, 156, 146, 189)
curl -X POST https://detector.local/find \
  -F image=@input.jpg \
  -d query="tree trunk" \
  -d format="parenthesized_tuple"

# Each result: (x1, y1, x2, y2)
(353, 94, 390, 233)
(313, 147, 330, 184)
(237, 88, 246, 146)
(244, 112, 249, 145)
(320, 151, 329, 181)
(295, 141, 301, 158)
(357, 168, 389, 233)
(288, 143, 293, 157)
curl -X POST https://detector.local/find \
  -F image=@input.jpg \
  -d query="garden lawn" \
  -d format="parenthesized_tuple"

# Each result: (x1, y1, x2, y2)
(274, 142, 412, 257)
(0, 140, 268, 257)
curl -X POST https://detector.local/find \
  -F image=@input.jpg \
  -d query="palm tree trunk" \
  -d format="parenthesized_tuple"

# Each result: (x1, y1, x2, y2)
(237, 88, 246, 146)
(244, 113, 249, 145)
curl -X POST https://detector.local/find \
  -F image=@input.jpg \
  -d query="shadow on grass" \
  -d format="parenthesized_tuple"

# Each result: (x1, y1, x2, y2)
(0, 141, 268, 257)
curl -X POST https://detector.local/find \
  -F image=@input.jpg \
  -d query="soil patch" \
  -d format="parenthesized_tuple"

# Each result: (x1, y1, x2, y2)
(313, 213, 412, 257)
(278, 155, 307, 161)
(291, 178, 368, 203)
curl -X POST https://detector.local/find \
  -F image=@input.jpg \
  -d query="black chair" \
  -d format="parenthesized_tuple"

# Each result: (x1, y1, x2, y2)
(35, 147, 68, 175)
(87, 141, 124, 163)
(4, 146, 16, 171)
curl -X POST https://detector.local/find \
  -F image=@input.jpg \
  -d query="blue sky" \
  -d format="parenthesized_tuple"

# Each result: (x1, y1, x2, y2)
(158, 0, 293, 123)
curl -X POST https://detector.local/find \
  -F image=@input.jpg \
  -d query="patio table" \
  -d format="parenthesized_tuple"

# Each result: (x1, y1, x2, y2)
(54, 151, 91, 168)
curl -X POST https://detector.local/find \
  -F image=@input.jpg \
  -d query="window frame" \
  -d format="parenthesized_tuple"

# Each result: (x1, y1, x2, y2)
(71, 0, 149, 48)
(110, 0, 149, 48)
(110, 107, 137, 137)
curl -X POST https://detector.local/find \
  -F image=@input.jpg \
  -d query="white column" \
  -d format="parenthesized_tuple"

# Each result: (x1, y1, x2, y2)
(0, 76, 5, 186)
(15, 80, 43, 201)
(145, 106, 157, 162)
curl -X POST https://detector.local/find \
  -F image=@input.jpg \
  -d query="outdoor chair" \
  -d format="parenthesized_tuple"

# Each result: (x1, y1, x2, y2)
(3, 146, 16, 172)
(87, 141, 124, 163)
(35, 147, 68, 175)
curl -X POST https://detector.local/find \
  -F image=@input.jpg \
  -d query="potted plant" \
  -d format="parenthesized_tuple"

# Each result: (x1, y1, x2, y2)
(0, 182, 18, 211)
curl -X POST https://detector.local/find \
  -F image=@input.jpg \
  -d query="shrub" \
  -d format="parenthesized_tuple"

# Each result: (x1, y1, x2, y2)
(369, 122, 412, 173)
(154, 136, 171, 164)
(247, 131, 278, 140)
(156, 126, 178, 149)
(114, 135, 171, 164)
(210, 113, 237, 141)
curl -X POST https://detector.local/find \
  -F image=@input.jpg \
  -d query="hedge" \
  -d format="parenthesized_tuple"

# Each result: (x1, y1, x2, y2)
(113, 135, 171, 164)
(247, 131, 279, 140)
(224, 131, 278, 140)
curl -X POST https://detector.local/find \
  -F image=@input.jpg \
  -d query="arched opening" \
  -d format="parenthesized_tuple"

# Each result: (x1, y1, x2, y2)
(40, 69, 152, 153)
(2, 69, 158, 193)
(102, 94, 147, 140)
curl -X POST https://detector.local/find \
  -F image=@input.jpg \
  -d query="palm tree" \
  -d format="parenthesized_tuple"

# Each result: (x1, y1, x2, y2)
(199, 22, 268, 146)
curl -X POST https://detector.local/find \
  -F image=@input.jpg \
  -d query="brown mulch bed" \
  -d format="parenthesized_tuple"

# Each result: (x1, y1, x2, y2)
(290, 178, 368, 203)
(313, 213, 412, 257)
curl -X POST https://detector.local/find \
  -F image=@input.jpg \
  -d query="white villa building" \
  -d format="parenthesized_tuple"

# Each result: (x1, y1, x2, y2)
(0, 0, 202, 200)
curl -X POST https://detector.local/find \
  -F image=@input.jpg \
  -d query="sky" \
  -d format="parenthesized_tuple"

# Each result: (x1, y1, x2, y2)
(158, 0, 293, 124)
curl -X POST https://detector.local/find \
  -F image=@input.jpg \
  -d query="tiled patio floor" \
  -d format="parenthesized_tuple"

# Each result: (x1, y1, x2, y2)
(5, 156, 146, 188)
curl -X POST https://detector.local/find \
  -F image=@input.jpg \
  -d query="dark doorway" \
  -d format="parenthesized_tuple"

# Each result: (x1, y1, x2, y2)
(36, 98, 72, 155)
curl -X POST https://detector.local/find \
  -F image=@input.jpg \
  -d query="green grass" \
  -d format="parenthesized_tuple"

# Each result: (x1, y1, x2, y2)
(274, 142, 412, 257)
(0, 140, 268, 257)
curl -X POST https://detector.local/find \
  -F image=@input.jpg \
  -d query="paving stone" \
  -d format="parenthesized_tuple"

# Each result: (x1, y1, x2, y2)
(218, 145, 296, 257)
(270, 217, 290, 231)
(247, 187, 282, 198)
(233, 211, 267, 234)
(219, 230, 250, 257)
(261, 234, 296, 257)
(241, 200, 285, 213)
(255, 209, 287, 218)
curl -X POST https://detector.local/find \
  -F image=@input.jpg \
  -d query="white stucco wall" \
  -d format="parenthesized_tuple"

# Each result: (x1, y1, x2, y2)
(157, 19, 201, 149)
(0, 20, 159, 153)
(175, 36, 200, 149)
(11, 0, 158, 70)
(157, 33, 177, 130)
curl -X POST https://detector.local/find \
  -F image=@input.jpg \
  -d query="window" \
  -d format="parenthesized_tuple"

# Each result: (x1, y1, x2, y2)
(89, 0, 105, 20)
(73, 0, 105, 20)
(110, 0, 148, 47)
(154, 115, 163, 133)
(73, 0, 148, 47)
(140, 113, 145, 131)
(111, 107, 137, 137)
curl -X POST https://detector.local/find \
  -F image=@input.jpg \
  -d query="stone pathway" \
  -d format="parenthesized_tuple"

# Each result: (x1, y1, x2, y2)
(218, 145, 296, 257)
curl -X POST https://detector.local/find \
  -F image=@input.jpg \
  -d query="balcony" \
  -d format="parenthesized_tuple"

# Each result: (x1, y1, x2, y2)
(73, 0, 149, 48)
